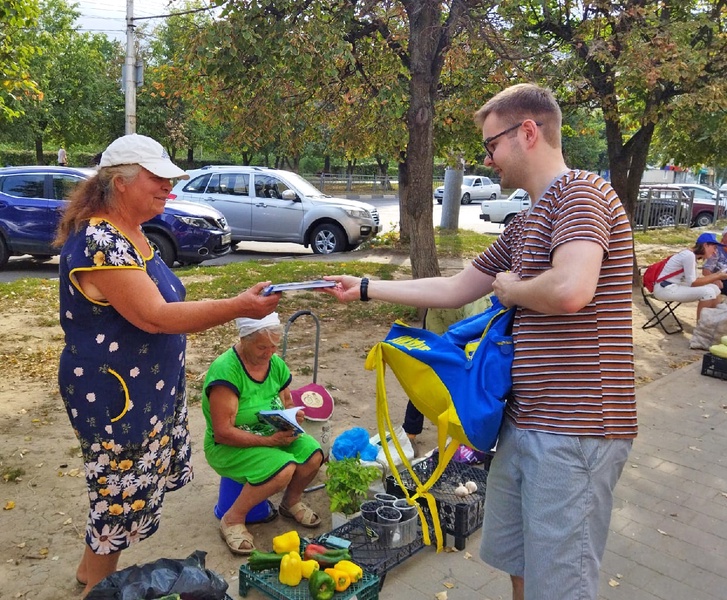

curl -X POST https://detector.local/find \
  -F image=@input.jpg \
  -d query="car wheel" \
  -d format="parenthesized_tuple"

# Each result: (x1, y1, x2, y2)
(0, 236, 9, 270)
(311, 223, 347, 254)
(146, 232, 176, 267)
(489, 192, 498, 200)
(502, 214, 515, 226)
(436, 198, 442, 204)
(694, 212, 714, 228)
(657, 214, 676, 227)
(460, 193, 472, 205)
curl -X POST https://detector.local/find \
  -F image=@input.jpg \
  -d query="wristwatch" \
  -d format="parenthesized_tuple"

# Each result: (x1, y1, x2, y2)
(360, 277, 370, 302)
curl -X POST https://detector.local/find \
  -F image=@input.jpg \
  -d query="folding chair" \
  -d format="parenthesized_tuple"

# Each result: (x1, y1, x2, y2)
(639, 268, 683, 334)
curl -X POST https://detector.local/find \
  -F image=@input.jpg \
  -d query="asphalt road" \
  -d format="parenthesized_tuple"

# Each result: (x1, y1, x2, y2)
(0, 197, 503, 283)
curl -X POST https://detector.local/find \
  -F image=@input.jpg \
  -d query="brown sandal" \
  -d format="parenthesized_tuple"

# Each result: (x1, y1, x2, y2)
(219, 518, 256, 555)
(279, 501, 322, 528)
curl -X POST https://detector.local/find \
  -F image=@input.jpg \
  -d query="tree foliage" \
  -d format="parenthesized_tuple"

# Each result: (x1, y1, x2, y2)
(7, 0, 124, 159)
(0, 0, 41, 121)
(492, 0, 727, 216)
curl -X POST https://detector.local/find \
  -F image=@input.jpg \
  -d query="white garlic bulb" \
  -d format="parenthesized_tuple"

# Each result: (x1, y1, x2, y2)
(454, 484, 470, 497)
(465, 481, 478, 494)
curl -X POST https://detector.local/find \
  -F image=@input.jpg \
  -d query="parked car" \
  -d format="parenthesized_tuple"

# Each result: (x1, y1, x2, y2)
(169, 166, 380, 254)
(479, 188, 530, 225)
(637, 185, 720, 228)
(671, 183, 717, 202)
(434, 175, 501, 205)
(0, 166, 232, 269)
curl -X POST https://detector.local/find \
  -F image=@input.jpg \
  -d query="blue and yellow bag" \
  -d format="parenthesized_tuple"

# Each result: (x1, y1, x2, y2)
(365, 296, 515, 550)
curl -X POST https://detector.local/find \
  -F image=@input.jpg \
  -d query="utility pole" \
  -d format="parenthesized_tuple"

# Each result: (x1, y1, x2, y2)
(124, 0, 136, 134)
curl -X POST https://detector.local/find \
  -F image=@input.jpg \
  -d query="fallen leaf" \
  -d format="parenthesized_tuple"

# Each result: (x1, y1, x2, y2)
(63, 518, 72, 525)
(443, 582, 454, 589)
(435, 592, 448, 600)
(4, 501, 15, 510)
(463, 551, 472, 560)
(39, 548, 49, 556)
(657, 529, 669, 536)
(688, 446, 702, 452)
(16, 542, 25, 549)
(630, 464, 638, 468)
(608, 578, 620, 587)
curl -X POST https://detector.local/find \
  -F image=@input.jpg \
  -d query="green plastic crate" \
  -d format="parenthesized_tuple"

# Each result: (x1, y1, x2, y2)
(238, 564, 379, 600)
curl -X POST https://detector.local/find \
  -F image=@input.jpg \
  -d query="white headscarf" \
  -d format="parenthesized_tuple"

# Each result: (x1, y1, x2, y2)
(235, 312, 281, 338)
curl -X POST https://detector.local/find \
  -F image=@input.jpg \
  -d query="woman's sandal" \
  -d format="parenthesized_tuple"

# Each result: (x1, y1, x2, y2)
(219, 518, 256, 555)
(279, 501, 322, 528)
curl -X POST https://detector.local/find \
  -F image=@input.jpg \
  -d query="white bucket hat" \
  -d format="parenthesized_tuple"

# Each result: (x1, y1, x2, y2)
(99, 134, 189, 179)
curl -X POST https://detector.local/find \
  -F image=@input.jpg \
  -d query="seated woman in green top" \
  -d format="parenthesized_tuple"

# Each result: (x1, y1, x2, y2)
(202, 312, 323, 555)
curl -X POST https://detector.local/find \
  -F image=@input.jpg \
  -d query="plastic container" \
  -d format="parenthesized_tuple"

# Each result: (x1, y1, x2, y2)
(385, 454, 490, 550)
(213, 477, 272, 523)
(701, 353, 727, 380)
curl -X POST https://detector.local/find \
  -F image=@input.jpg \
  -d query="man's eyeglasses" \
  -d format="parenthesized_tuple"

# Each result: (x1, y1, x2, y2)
(483, 121, 542, 160)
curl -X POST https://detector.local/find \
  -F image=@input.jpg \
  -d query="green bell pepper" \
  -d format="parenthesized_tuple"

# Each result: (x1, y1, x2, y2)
(308, 569, 336, 600)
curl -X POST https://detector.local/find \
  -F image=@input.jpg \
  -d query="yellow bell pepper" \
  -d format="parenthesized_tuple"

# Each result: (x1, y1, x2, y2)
(272, 530, 300, 554)
(334, 559, 363, 583)
(279, 551, 303, 586)
(324, 567, 351, 592)
(300, 559, 320, 579)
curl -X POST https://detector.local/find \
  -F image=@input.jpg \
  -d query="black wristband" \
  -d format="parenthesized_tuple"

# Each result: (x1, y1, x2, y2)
(360, 277, 370, 302)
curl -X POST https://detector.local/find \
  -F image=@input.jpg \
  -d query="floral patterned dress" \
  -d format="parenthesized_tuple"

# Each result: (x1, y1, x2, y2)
(58, 218, 193, 555)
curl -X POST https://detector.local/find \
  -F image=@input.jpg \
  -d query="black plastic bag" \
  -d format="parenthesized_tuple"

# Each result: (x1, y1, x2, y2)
(85, 550, 230, 600)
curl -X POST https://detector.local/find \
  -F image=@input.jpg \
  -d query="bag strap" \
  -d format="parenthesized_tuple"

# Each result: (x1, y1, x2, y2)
(655, 267, 684, 284)
(366, 343, 458, 552)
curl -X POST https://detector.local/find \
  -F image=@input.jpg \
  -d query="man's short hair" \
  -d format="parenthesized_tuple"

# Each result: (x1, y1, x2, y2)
(474, 83, 562, 149)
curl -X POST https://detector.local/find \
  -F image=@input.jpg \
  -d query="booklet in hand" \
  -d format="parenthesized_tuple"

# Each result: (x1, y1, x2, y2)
(258, 407, 305, 435)
(261, 280, 336, 296)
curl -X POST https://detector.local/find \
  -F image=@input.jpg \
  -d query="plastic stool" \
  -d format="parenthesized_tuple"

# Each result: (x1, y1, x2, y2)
(214, 477, 272, 523)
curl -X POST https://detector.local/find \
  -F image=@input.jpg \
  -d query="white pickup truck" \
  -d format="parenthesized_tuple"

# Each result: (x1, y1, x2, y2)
(479, 188, 531, 225)
(434, 175, 501, 204)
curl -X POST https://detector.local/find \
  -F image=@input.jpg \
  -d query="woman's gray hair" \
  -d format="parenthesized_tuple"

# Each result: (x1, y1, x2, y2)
(54, 164, 143, 245)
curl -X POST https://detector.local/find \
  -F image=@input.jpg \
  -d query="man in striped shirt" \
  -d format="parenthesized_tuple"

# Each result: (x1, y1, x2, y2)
(324, 83, 636, 600)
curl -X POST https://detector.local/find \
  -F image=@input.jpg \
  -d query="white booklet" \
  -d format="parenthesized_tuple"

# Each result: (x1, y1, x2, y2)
(257, 407, 305, 435)
(262, 280, 336, 296)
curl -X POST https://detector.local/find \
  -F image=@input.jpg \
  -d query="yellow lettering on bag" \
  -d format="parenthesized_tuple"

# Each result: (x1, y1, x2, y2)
(389, 335, 431, 351)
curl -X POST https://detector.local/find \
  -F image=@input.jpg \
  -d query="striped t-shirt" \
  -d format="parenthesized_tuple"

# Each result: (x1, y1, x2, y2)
(473, 170, 637, 438)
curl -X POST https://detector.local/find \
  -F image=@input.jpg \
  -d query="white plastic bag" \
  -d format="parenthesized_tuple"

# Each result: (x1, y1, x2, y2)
(361, 426, 415, 493)
(690, 304, 727, 350)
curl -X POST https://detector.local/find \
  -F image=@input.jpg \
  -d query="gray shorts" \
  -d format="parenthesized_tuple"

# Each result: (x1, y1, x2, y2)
(480, 418, 632, 600)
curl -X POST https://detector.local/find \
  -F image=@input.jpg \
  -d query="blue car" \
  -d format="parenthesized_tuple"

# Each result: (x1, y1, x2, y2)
(0, 166, 232, 269)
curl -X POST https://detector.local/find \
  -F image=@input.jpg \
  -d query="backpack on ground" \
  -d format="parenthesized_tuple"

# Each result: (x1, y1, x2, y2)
(643, 256, 683, 292)
(365, 296, 515, 550)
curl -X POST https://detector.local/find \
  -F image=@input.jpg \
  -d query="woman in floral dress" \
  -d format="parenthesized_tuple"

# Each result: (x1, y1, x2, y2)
(54, 134, 280, 596)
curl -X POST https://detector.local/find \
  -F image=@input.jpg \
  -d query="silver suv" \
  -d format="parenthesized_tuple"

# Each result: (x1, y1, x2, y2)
(169, 166, 380, 254)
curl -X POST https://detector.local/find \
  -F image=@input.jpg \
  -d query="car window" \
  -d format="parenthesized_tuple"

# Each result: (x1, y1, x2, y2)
(219, 173, 249, 196)
(184, 173, 212, 193)
(53, 174, 85, 200)
(1, 174, 45, 199)
(256, 175, 292, 199)
(689, 188, 714, 200)
(482, 177, 493, 185)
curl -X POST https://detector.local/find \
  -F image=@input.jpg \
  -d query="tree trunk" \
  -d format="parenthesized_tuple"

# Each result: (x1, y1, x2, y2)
(35, 137, 44, 165)
(187, 147, 194, 162)
(440, 167, 463, 230)
(400, 0, 444, 280)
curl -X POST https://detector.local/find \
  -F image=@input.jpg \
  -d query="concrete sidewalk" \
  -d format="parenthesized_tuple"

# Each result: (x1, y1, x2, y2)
(378, 359, 727, 600)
